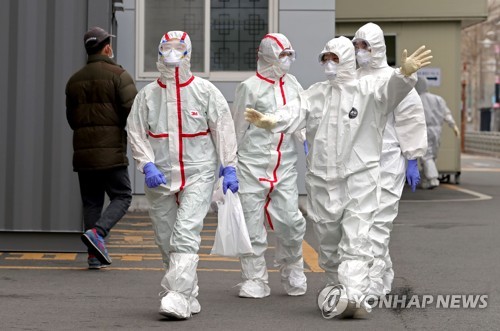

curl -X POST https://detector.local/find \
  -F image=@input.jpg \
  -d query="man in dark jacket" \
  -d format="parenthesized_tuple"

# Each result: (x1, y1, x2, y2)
(66, 26, 137, 269)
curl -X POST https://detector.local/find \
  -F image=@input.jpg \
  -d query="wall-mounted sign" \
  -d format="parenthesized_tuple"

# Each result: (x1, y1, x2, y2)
(417, 67, 441, 87)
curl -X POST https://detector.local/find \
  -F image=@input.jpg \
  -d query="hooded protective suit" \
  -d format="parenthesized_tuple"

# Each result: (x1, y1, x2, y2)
(126, 31, 238, 319)
(252, 36, 419, 309)
(232, 33, 307, 298)
(354, 22, 427, 297)
(415, 76, 458, 188)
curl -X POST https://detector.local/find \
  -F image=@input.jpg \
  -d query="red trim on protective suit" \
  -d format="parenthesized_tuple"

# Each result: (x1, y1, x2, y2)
(259, 132, 284, 230)
(148, 130, 169, 138)
(148, 129, 210, 139)
(157, 79, 166, 88)
(256, 72, 275, 84)
(158, 76, 193, 89)
(258, 77, 287, 230)
(175, 67, 186, 191)
(264, 184, 275, 230)
(165, 31, 187, 42)
(263, 34, 285, 50)
(279, 77, 286, 105)
(182, 129, 210, 137)
(179, 75, 194, 87)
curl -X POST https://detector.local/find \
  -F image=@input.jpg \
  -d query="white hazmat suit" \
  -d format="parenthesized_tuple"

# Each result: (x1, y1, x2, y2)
(126, 31, 238, 319)
(232, 33, 307, 298)
(415, 76, 459, 188)
(245, 36, 431, 315)
(354, 23, 428, 297)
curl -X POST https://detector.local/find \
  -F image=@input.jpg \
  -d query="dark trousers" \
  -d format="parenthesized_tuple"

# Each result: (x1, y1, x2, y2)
(78, 167, 132, 237)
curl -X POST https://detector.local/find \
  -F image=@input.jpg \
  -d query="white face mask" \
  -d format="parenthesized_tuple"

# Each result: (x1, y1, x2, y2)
(323, 60, 337, 80)
(356, 49, 371, 68)
(162, 49, 185, 66)
(278, 56, 293, 73)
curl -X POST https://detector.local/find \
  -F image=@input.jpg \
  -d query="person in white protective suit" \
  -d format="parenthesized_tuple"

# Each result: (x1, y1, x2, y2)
(126, 31, 239, 320)
(415, 75, 460, 189)
(244, 36, 432, 318)
(232, 33, 307, 298)
(353, 22, 428, 298)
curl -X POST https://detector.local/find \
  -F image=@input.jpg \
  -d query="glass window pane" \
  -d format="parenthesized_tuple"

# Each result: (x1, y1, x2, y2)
(210, 0, 268, 71)
(144, 0, 205, 72)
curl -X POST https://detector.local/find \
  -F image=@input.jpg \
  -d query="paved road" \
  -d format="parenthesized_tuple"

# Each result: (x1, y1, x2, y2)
(0, 153, 499, 330)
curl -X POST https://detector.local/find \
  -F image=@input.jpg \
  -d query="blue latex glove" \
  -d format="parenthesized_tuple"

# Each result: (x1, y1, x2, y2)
(406, 159, 420, 192)
(143, 162, 167, 188)
(303, 140, 309, 156)
(220, 166, 239, 194)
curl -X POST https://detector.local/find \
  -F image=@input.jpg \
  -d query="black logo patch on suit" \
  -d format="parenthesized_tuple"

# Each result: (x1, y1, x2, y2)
(348, 108, 358, 119)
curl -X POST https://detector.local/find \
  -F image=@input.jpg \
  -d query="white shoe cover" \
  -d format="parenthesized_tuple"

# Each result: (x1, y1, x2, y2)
(238, 279, 270, 298)
(430, 178, 440, 188)
(280, 260, 307, 296)
(368, 259, 386, 298)
(190, 297, 201, 314)
(159, 292, 191, 319)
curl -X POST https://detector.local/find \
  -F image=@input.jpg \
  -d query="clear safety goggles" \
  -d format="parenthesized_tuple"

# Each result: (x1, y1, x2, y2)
(159, 40, 187, 54)
(320, 52, 339, 64)
(279, 49, 296, 60)
(352, 39, 371, 53)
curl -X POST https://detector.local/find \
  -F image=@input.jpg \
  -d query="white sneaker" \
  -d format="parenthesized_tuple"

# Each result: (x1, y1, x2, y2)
(159, 292, 191, 319)
(238, 280, 271, 298)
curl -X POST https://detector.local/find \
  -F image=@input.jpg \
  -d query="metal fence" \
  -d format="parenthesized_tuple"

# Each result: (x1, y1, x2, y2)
(465, 131, 500, 157)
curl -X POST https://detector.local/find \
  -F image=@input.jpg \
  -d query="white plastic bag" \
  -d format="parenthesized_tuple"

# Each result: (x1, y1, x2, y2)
(211, 186, 254, 257)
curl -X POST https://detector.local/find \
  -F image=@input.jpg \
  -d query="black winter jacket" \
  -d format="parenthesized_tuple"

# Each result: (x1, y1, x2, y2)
(66, 55, 137, 171)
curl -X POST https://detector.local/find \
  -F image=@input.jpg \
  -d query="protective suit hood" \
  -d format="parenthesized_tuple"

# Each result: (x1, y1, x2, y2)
(257, 33, 294, 80)
(318, 36, 356, 83)
(157, 31, 193, 83)
(415, 75, 429, 94)
(353, 22, 388, 71)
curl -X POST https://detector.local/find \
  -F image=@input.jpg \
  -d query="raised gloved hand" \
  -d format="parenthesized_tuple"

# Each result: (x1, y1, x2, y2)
(143, 162, 167, 188)
(244, 108, 277, 130)
(453, 125, 460, 138)
(400, 45, 432, 77)
(220, 166, 239, 194)
(406, 159, 420, 192)
(304, 140, 309, 155)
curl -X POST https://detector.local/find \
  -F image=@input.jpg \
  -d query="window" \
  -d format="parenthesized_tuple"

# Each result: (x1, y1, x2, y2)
(137, 0, 277, 81)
